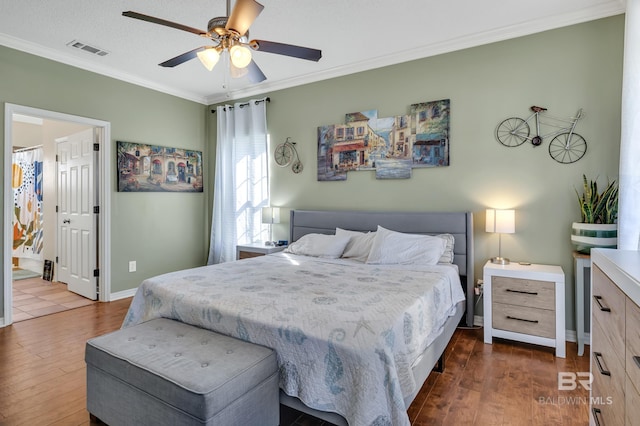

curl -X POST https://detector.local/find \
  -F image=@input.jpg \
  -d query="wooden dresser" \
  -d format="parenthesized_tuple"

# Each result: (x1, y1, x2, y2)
(590, 249, 640, 426)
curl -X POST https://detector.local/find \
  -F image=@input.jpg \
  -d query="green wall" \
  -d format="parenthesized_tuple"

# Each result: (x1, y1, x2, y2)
(210, 16, 624, 328)
(1, 45, 209, 318)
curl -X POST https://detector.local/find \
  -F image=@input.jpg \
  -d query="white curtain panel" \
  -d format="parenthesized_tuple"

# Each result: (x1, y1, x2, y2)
(208, 99, 269, 264)
(619, 0, 640, 250)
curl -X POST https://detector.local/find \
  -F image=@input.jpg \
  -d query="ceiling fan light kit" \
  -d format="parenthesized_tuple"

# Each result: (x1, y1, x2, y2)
(122, 0, 322, 84)
(197, 47, 221, 71)
(229, 61, 249, 78)
(229, 44, 252, 68)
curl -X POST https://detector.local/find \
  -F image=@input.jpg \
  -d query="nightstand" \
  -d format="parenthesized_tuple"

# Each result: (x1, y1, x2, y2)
(236, 243, 287, 260)
(483, 260, 566, 358)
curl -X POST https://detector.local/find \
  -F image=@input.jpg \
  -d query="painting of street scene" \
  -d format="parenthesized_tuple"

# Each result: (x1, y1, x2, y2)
(117, 141, 203, 192)
(317, 99, 450, 181)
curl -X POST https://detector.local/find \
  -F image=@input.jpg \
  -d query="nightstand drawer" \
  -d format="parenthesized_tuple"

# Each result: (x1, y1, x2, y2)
(238, 251, 264, 260)
(492, 303, 555, 338)
(592, 265, 625, 362)
(492, 276, 555, 310)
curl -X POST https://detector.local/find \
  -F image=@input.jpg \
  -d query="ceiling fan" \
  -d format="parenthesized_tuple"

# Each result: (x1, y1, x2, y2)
(122, 0, 322, 84)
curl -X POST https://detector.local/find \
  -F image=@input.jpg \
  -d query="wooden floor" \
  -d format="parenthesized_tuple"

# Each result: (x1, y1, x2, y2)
(0, 299, 590, 425)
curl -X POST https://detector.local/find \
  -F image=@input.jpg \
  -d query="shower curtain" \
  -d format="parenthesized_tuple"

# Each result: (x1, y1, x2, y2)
(12, 147, 44, 260)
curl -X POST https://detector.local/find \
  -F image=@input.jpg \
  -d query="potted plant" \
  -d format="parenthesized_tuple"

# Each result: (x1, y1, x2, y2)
(571, 174, 618, 253)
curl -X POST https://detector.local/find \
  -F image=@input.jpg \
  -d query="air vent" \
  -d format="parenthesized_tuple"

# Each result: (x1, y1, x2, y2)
(66, 40, 109, 57)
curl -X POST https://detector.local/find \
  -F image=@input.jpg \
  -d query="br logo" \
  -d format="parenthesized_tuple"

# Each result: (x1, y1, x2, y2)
(558, 372, 592, 391)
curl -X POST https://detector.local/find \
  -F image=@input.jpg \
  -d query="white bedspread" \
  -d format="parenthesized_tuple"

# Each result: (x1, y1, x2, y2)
(123, 253, 466, 426)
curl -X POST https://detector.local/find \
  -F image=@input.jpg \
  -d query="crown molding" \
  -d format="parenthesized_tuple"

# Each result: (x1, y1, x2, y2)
(0, 33, 209, 105)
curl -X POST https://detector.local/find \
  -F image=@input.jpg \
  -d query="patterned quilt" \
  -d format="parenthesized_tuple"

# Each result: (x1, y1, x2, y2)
(123, 253, 466, 426)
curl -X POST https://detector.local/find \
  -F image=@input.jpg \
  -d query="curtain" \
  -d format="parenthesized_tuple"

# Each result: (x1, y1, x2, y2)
(207, 99, 269, 264)
(12, 147, 45, 260)
(619, 0, 640, 250)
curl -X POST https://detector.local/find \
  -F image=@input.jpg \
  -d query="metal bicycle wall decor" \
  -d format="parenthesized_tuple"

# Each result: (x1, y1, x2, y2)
(495, 105, 587, 164)
(274, 137, 303, 173)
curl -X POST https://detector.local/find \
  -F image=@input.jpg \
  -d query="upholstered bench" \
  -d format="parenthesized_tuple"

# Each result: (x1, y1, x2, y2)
(85, 318, 279, 426)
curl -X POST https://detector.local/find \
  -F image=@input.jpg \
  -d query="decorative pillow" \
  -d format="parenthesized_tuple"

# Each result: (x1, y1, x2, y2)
(335, 228, 376, 262)
(284, 233, 351, 258)
(436, 234, 456, 263)
(365, 226, 446, 265)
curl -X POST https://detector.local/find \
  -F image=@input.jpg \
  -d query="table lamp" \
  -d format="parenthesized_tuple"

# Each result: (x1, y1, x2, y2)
(486, 209, 515, 264)
(261, 207, 280, 244)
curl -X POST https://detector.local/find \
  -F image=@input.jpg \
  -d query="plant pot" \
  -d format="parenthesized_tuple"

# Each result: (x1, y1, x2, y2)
(571, 222, 618, 254)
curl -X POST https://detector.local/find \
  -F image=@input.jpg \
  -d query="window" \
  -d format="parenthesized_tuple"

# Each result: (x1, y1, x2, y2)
(209, 100, 270, 264)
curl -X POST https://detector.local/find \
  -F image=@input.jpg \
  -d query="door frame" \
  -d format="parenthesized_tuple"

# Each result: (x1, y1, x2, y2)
(3, 103, 112, 326)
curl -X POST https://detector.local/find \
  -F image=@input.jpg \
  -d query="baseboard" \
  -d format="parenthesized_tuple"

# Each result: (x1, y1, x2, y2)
(109, 288, 137, 301)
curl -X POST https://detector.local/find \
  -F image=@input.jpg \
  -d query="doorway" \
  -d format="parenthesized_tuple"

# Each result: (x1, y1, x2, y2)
(3, 104, 112, 327)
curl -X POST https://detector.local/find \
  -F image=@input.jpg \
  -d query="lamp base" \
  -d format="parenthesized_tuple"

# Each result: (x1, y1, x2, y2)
(490, 256, 510, 265)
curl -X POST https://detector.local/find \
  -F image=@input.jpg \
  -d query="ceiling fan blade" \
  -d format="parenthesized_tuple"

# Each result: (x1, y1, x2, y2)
(159, 47, 206, 67)
(246, 60, 267, 83)
(225, 0, 264, 36)
(123, 11, 207, 37)
(249, 40, 321, 62)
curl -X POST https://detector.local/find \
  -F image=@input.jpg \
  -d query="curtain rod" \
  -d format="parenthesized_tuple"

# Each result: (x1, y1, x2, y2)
(211, 97, 270, 113)
(13, 144, 43, 153)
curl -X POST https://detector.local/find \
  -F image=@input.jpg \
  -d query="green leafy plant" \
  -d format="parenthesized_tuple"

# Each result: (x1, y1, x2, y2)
(575, 174, 618, 224)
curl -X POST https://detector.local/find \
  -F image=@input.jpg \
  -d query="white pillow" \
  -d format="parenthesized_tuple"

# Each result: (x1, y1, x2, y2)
(436, 234, 455, 263)
(284, 233, 351, 258)
(365, 226, 446, 265)
(335, 228, 376, 262)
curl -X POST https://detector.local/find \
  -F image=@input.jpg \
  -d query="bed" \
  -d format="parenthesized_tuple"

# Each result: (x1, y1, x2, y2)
(123, 210, 474, 426)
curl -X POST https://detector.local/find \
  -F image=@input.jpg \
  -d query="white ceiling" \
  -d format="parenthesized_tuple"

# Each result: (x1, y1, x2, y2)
(0, 0, 625, 105)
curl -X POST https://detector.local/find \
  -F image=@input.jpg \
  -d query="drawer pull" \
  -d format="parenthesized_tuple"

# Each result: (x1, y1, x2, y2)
(592, 407, 603, 426)
(593, 295, 611, 312)
(506, 289, 538, 296)
(593, 352, 611, 376)
(634, 355, 640, 370)
(506, 315, 539, 324)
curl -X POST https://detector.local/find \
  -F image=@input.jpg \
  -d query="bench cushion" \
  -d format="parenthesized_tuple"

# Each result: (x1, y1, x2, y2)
(85, 318, 277, 422)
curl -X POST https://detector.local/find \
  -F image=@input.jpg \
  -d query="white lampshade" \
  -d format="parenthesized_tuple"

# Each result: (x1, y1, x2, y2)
(197, 48, 220, 71)
(486, 209, 515, 234)
(261, 207, 281, 224)
(229, 45, 252, 68)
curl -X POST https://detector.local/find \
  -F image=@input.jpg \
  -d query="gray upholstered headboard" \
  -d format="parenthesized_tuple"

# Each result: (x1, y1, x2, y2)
(289, 209, 475, 327)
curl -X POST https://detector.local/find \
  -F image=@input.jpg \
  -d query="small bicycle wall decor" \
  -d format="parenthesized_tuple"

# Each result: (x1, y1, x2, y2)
(495, 106, 586, 164)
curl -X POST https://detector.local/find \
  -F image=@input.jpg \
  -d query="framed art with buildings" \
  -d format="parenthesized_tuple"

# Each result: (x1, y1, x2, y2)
(116, 141, 203, 192)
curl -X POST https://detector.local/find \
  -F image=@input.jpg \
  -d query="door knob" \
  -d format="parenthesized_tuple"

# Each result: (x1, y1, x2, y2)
(63, 219, 71, 224)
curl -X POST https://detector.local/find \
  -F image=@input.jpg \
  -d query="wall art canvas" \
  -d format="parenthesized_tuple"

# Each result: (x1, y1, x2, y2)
(12, 147, 44, 259)
(317, 99, 450, 181)
(117, 141, 203, 192)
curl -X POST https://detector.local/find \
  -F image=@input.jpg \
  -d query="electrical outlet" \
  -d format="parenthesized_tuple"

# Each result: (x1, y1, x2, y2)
(128, 260, 136, 272)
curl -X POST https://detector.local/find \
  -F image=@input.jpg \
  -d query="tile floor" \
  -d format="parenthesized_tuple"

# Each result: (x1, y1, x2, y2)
(12, 275, 96, 322)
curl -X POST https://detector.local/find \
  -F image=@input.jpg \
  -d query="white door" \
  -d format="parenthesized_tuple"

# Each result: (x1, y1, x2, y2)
(56, 128, 97, 300)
